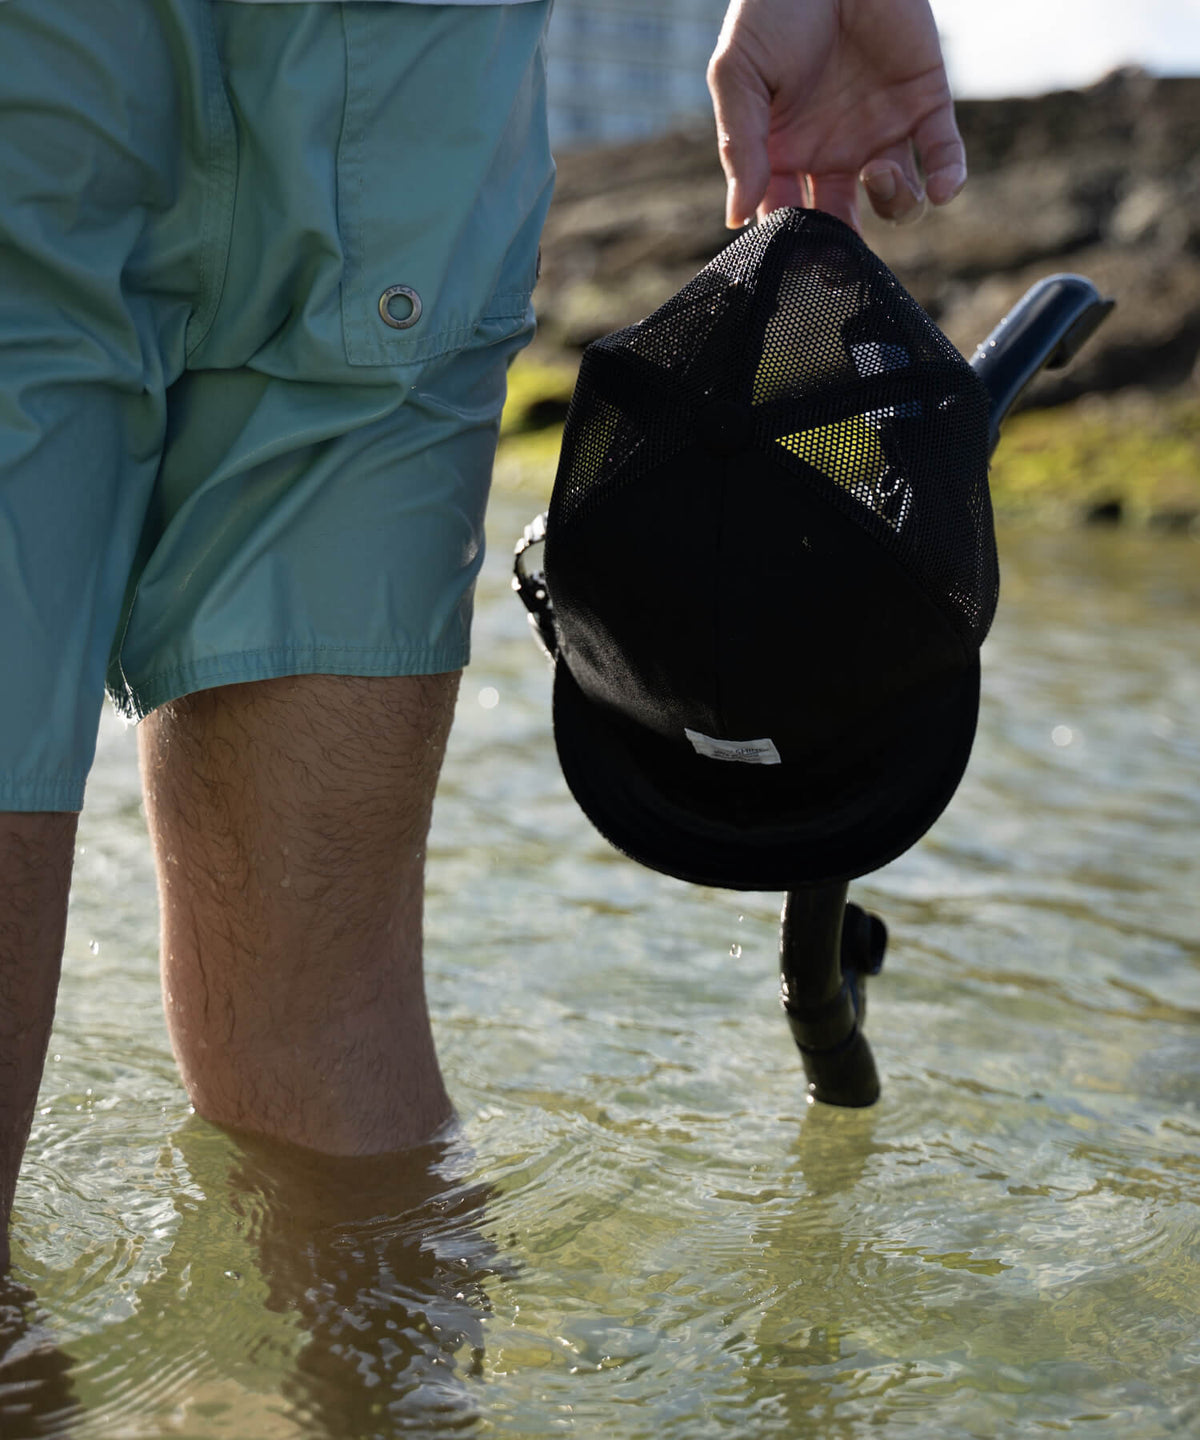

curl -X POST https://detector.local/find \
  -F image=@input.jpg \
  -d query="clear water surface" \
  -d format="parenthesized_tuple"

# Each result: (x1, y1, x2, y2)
(4, 493, 1198, 1439)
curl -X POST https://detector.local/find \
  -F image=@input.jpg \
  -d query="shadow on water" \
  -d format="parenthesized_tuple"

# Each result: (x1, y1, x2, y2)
(1, 1120, 504, 1439)
(0, 1275, 81, 1439)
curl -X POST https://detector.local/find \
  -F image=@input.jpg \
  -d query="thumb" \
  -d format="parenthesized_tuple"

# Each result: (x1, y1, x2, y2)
(707, 47, 772, 228)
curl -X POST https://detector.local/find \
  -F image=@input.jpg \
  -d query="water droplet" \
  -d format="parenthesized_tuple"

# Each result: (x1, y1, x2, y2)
(88, 940, 100, 955)
(730, 943, 743, 958)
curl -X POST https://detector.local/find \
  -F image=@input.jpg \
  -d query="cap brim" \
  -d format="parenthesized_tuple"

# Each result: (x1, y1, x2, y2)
(552, 654, 980, 891)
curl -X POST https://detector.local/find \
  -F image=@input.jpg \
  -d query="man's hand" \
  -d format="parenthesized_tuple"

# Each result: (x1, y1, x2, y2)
(707, 0, 966, 233)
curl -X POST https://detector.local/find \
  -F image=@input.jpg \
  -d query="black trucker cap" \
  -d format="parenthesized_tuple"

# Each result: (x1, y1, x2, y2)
(543, 207, 999, 892)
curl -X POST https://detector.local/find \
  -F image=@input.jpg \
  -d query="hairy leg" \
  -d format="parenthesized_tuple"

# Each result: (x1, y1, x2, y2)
(0, 813, 76, 1268)
(139, 674, 460, 1155)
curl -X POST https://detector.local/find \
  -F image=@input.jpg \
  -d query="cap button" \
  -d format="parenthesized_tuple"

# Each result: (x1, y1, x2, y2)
(696, 400, 755, 457)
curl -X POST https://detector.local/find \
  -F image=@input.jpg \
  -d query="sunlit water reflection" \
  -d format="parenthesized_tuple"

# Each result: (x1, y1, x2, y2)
(4, 497, 1198, 1439)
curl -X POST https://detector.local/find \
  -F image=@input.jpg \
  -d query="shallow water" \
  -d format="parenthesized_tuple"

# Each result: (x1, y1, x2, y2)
(4, 495, 1199, 1440)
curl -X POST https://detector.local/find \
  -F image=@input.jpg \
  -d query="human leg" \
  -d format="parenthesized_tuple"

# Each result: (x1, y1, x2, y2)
(139, 673, 458, 1154)
(0, 816, 77, 1267)
(108, 1, 554, 1157)
(0, 1, 211, 1263)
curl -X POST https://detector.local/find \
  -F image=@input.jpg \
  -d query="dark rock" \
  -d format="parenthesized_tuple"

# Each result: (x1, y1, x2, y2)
(1083, 498, 1124, 525)
(513, 395, 573, 433)
(535, 70, 1200, 407)
(1147, 507, 1200, 534)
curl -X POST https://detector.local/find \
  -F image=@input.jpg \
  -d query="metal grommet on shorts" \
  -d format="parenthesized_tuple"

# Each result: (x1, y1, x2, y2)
(379, 285, 423, 330)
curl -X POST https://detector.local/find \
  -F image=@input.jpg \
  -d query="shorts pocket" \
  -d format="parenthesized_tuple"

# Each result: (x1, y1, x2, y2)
(338, 3, 555, 370)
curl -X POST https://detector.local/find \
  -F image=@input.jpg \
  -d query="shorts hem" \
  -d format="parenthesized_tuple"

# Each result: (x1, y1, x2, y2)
(0, 777, 87, 814)
(113, 644, 472, 720)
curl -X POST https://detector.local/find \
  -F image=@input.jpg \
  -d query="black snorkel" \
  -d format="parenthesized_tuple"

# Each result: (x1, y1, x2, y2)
(515, 269, 1113, 1110)
(779, 272, 1113, 1107)
(970, 274, 1115, 457)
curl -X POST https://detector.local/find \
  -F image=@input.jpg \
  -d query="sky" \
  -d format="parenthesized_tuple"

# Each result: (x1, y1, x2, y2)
(929, 0, 1200, 97)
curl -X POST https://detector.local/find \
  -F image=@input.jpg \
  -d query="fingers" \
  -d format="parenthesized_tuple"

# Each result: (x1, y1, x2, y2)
(912, 102, 968, 207)
(858, 134, 928, 223)
(916, 144, 967, 207)
(752, 171, 863, 236)
(857, 111, 965, 224)
(708, 8, 967, 232)
(726, 150, 950, 235)
(803, 173, 862, 233)
(858, 105, 966, 223)
(757, 171, 810, 220)
(707, 46, 772, 227)
(859, 159, 925, 224)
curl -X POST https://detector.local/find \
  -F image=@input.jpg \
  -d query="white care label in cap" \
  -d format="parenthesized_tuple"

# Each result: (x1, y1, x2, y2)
(684, 729, 782, 765)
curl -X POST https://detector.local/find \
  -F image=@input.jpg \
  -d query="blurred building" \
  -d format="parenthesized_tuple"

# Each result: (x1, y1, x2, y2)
(546, 0, 727, 147)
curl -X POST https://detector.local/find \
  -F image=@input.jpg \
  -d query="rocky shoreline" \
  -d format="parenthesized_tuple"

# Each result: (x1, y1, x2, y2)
(532, 69, 1200, 410)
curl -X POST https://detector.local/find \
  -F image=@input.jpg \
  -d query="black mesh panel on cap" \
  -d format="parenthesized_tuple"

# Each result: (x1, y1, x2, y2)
(551, 208, 997, 646)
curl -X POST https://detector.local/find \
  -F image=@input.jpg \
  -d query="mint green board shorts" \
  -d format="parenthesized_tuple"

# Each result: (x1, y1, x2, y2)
(0, 0, 554, 811)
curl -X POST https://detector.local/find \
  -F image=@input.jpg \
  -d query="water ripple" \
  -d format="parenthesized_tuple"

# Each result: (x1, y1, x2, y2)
(7, 503, 1198, 1437)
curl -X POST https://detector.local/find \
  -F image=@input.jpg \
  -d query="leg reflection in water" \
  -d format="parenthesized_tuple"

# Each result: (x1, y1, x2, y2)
(3, 1119, 505, 1438)
(0, 1275, 80, 1440)
(222, 1126, 503, 1437)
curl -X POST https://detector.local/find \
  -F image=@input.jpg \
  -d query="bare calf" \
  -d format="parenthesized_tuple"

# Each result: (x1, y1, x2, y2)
(139, 673, 459, 1156)
(0, 813, 76, 1267)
